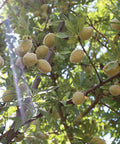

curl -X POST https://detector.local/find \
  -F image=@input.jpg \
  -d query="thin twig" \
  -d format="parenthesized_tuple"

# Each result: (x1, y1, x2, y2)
(23, 112, 43, 125)
(82, 96, 102, 117)
(100, 101, 120, 116)
(37, 15, 49, 46)
(78, 36, 102, 83)
(87, 16, 108, 42)
(92, 36, 109, 50)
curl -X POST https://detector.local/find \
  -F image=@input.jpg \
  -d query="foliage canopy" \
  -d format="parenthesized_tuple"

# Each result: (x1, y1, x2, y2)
(0, 0, 120, 143)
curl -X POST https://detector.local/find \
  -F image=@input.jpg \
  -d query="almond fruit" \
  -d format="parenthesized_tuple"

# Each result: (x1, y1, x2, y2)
(36, 45, 49, 59)
(2, 90, 16, 102)
(72, 92, 85, 105)
(109, 85, 120, 96)
(43, 33, 55, 48)
(37, 59, 51, 73)
(110, 18, 120, 31)
(23, 53, 38, 67)
(103, 61, 120, 77)
(79, 26, 93, 40)
(70, 49, 84, 63)
(15, 40, 32, 57)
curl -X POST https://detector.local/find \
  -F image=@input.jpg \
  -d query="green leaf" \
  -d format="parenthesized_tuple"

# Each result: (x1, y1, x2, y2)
(59, 51, 71, 55)
(48, 20, 63, 26)
(55, 32, 71, 39)
(73, 72, 81, 90)
(67, 36, 78, 46)
(14, 117, 23, 132)
(38, 86, 59, 95)
(76, 16, 86, 34)
(65, 19, 76, 34)
(60, 101, 66, 106)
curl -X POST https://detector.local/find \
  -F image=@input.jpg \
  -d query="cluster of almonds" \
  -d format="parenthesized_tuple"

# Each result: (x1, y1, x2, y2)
(103, 18, 120, 97)
(103, 17, 120, 78)
(70, 26, 93, 63)
(15, 33, 55, 73)
(2, 33, 55, 102)
(69, 26, 94, 105)
(69, 23, 120, 103)
(1, 14, 119, 144)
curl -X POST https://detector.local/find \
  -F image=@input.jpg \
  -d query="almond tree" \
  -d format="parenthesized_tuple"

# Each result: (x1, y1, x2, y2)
(0, 0, 120, 143)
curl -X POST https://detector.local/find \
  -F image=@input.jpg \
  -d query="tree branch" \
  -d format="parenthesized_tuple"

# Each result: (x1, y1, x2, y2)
(82, 95, 103, 117)
(22, 112, 43, 126)
(31, 73, 42, 90)
(78, 36, 102, 83)
(0, 127, 18, 143)
(92, 36, 109, 50)
(85, 71, 120, 95)
(58, 102, 73, 144)
(100, 101, 120, 116)
(0, 112, 43, 143)
(50, 72, 74, 143)
(87, 16, 108, 43)
(66, 71, 120, 105)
